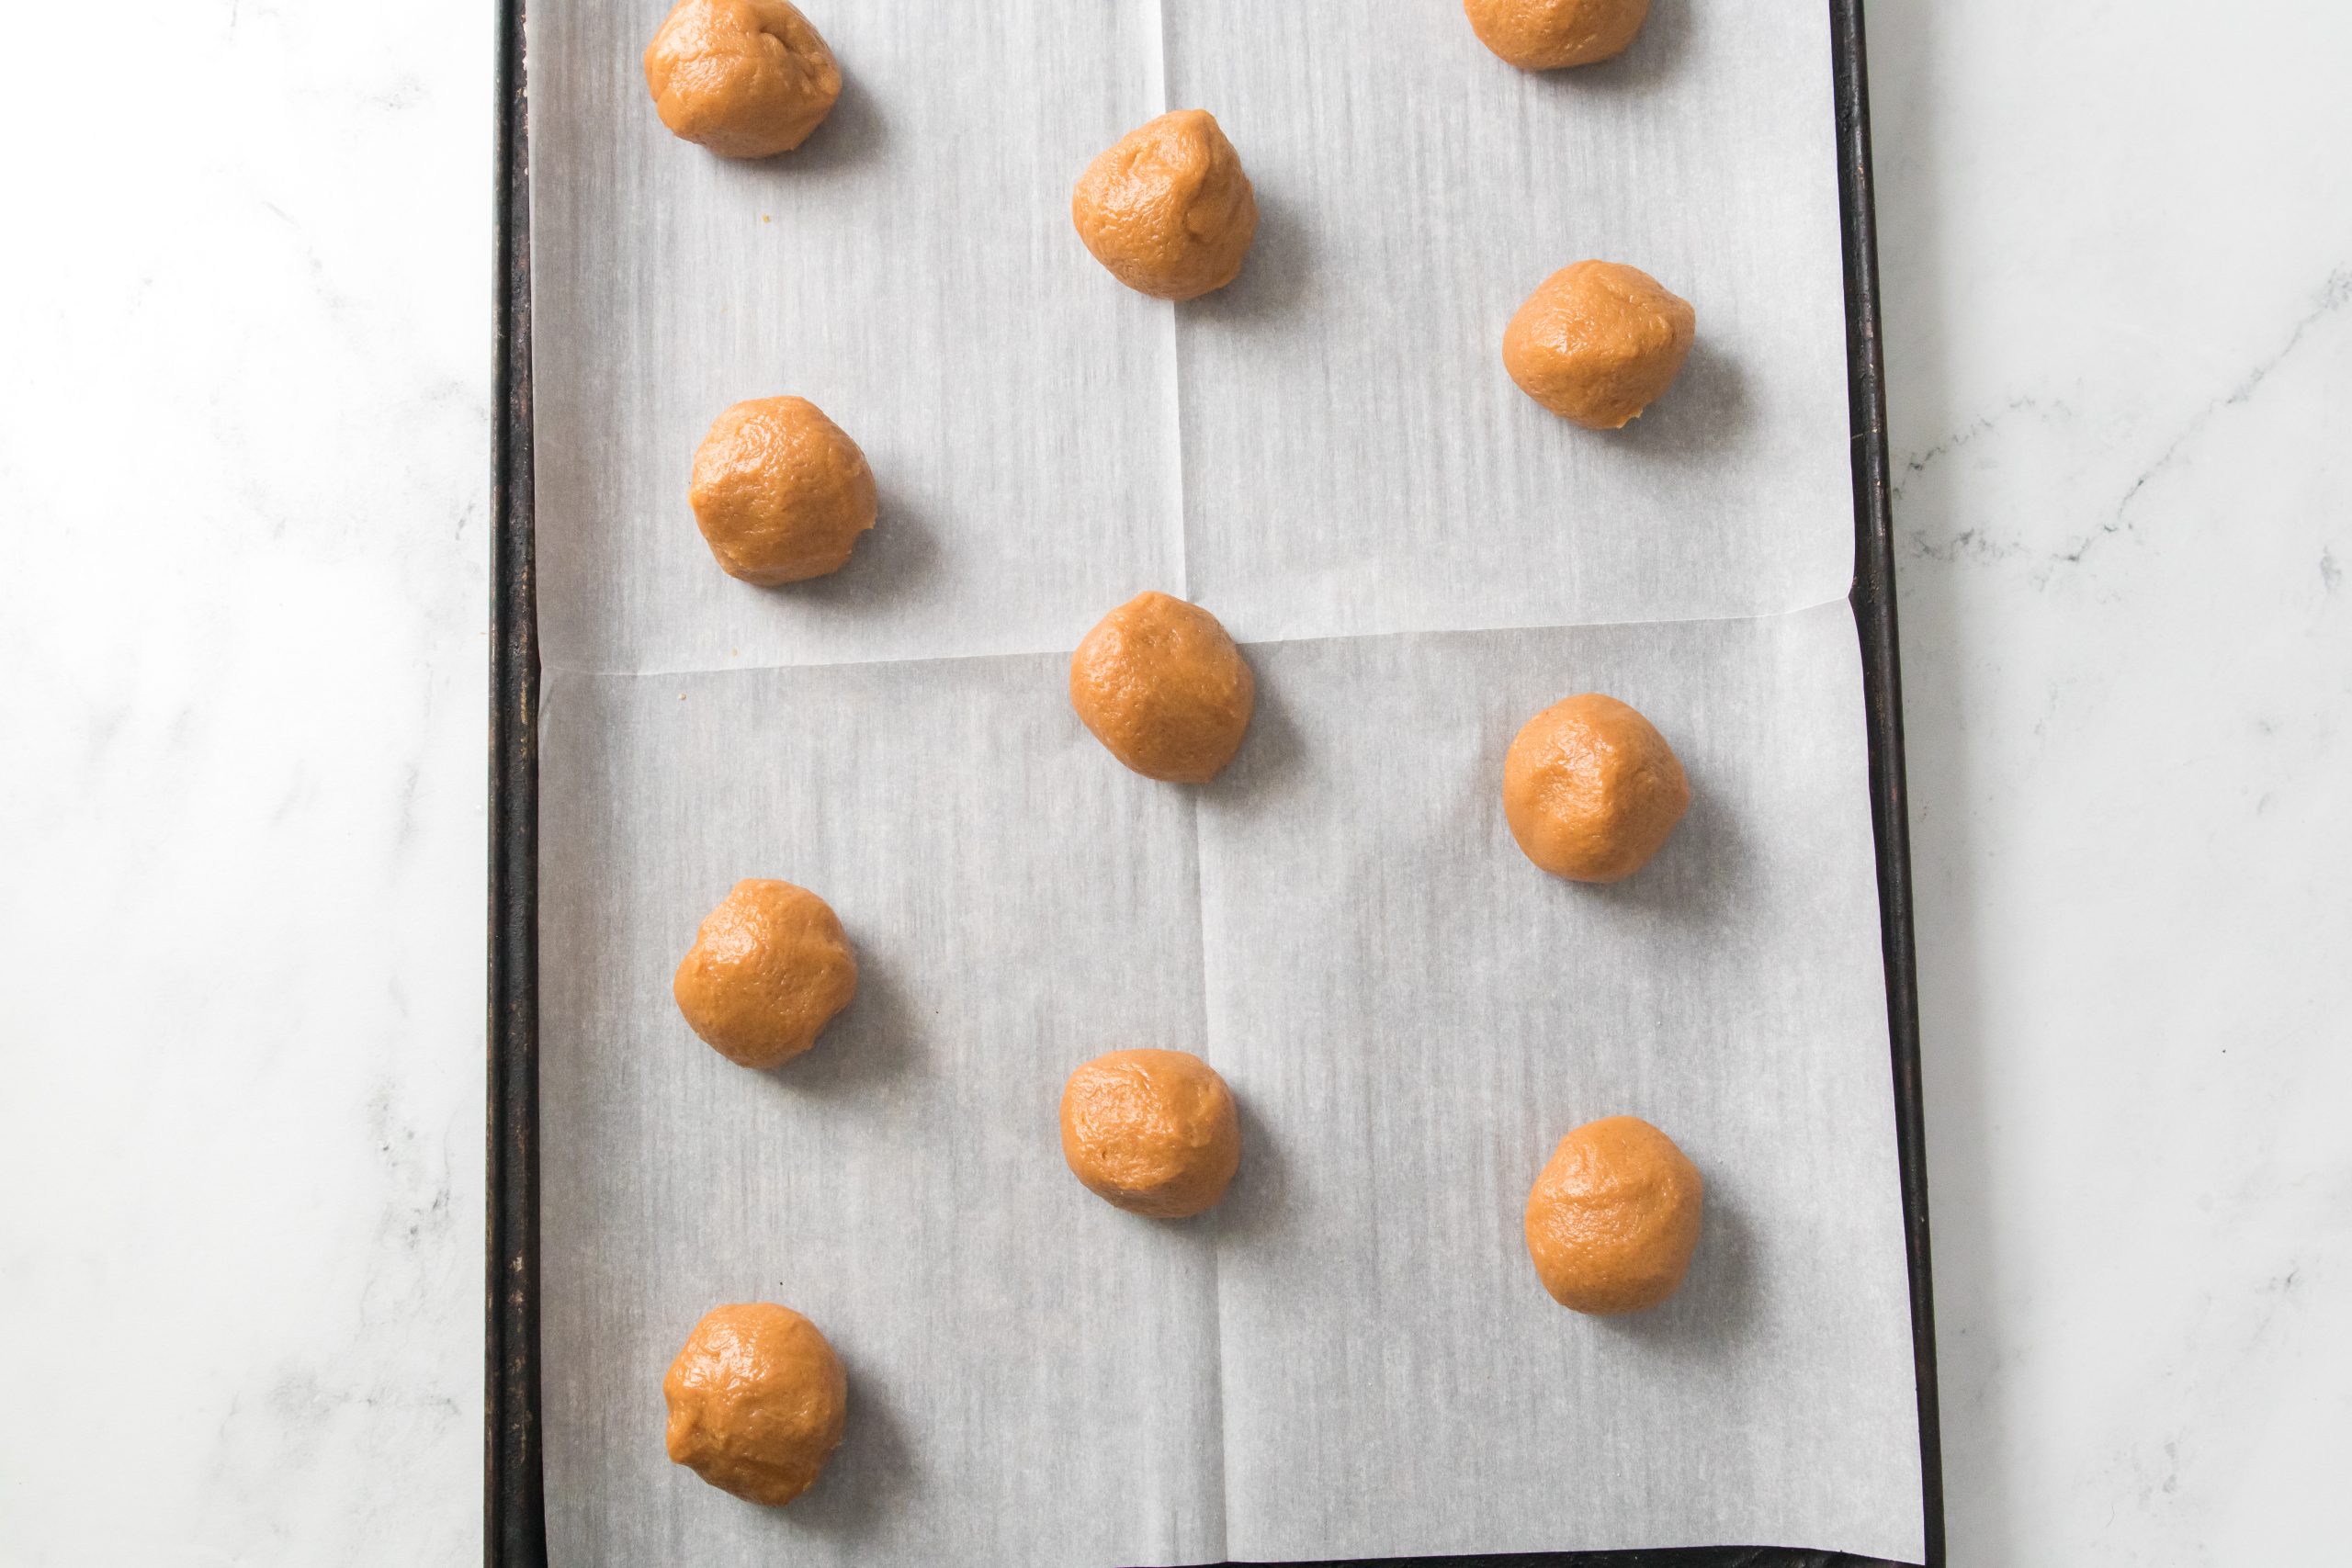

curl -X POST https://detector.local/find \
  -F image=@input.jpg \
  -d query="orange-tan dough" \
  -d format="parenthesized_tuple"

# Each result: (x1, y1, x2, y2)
(689, 396, 876, 585)
(1069, 592, 1255, 784)
(663, 1303, 847, 1505)
(1524, 1115, 1703, 1314)
(644, 0, 842, 159)
(1060, 1049, 1241, 1218)
(1504, 261, 1695, 429)
(673, 879, 858, 1069)
(1502, 693, 1689, 882)
(1464, 0, 1652, 71)
(1072, 110, 1258, 301)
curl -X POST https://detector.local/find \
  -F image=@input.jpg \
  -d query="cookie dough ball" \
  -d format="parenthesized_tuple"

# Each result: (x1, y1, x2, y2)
(1464, 0, 1651, 71)
(643, 0, 842, 159)
(673, 879, 858, 1069)
(663, 1303, 847, 1505)
(1072, 109, 1258, 301)
(689, 396, 876, 585)
(1504, 261, 1695, 430)
(1061, 1050, 1242, 1218)
(1525, 1116, 1703, 1314)
(1069, 592, 1255, 784)
(1502, 694, 1689, 882)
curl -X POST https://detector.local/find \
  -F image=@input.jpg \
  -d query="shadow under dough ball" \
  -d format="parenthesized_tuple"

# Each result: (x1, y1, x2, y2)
(689, 396, 876, 585)
(673, 879, 858, 1069)
(664, 1303, 848, 1505)
(1072, 109, 1259, 301)
(1504, 261, 1695, 430)
(1502, 693, 1689, 882)
(1464, 0, 1652, 71)
(1524, 1115, 1704, 1314)
(1069, 592, 1256, 784)
(643, 0, 842, 159)
(1060, 1049, 1242, 1218)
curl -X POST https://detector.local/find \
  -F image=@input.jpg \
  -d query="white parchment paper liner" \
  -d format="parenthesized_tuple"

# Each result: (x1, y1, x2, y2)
(531, 2, 1923, 1562)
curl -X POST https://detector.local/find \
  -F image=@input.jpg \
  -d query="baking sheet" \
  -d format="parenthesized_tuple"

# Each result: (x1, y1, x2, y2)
(529, 0, 1923, 1562)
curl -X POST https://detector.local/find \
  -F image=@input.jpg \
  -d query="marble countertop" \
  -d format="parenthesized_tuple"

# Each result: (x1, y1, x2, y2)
(1, 4, 2343, 1563)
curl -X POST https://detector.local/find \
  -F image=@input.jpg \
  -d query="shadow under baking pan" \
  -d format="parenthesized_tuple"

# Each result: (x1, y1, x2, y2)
(1234, 1550, 1905, 1568)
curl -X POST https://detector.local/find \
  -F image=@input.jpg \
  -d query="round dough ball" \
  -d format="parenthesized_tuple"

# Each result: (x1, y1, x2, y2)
(1503, 261, 1695, 430)
(1060, 1049, 1241, 1219)
(1069, 592, 1256, 784)
(1524, 1115, 1703, 1314)
(663, 1302, 847, 1505)
(673, 879, 858, 1069)
(643, 0, 842, 159)
(1502, 693, 1689, 883)
(689, 396, 876, 585)
(1464, 0, 1652, 71)
(1072, 109, 1259, 301)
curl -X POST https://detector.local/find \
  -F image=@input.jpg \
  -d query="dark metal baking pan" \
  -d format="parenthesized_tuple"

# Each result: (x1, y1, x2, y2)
(487, 4, 1941, 1562)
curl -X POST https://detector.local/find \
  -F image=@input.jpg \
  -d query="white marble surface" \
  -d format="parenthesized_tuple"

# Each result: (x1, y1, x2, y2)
(0, 3, 490, 1562)
(1871, 6, 2352, 1561)
(0, 3, 2343, 1564)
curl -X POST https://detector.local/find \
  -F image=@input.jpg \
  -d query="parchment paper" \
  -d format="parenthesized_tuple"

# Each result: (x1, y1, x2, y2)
(530, 2, 1924, 1562)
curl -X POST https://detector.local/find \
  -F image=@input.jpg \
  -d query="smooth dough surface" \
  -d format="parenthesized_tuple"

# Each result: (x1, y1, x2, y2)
(1523, 1116, 1704, 1314)
(1069, 592, 1256, 784)
(643, 0, 842, 159)
(1503, 261, 1696, 430)
(689, 396, 877, 585)
(1072, 109, 1259, 301)
(673, 879, 858, 1068)
(1502, 693, 1689, 882)
(1464, 0, 1652, 71)
(1060, 1049, 1242, 1218)
(663, 1302, 848, 1505)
